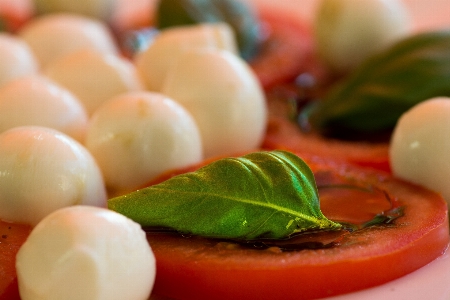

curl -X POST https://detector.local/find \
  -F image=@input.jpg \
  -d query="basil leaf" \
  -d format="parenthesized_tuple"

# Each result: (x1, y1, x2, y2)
(156, 0, 260, 60)
(108, 151, 340, 240)
(307, 30, 450, 135)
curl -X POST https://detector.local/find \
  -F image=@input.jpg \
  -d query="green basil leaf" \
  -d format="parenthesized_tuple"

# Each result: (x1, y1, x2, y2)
(108, 151, 340, 240)
(156, 0, 260, 60)
(307, 30, 450, 135)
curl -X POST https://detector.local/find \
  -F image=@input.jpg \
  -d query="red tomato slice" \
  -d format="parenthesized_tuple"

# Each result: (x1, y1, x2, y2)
(262, 108, 391, 173)
(0, 221, 31, 300)
(148, 153, 448, 300)
(248, 7, 313, 89)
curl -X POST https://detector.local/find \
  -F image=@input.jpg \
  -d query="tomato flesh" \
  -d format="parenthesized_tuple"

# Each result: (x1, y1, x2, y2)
(148, 154, 449, 300)
(0, 221, 31, 300)
(248, 5, 324, 90)
(261, 87, 391, 173)
(262, 112, 391, 173)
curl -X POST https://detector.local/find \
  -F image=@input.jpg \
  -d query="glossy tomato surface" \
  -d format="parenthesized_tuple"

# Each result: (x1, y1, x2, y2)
(148, 153, 449, 300)
(0, 221, 31, 300)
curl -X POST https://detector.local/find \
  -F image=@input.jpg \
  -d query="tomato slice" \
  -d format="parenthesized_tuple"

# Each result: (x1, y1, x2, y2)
(262, 109, 391, 173)
(148, 153, 448, 300)
(0, 221, 31, 300)
(248, 5, 323, 90)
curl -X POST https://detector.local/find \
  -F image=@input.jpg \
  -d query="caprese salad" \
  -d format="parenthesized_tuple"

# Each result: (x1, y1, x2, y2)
(1, 0, 450, 299)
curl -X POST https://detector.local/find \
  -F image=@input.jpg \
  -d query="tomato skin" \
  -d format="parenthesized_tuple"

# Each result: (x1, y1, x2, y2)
(148, 154, 448, 300)
(0, 221, 32, 300)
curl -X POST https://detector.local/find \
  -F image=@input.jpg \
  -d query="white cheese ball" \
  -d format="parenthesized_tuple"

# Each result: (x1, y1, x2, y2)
(390, 97, 450, 203)
(134, 23, 238, 91)
(16, 205, 155, 300)
(0, 33, 38, 87)
(162, 49, 267, 158)
(315, 0, 410, 72)
(45, 49, 143, 115)
(0, 126, 107, 225)
(85, 91, 203, 195)
(34, 0, 118, 21)
(18, 13, 118, 68)
(0, 75, 88, 142)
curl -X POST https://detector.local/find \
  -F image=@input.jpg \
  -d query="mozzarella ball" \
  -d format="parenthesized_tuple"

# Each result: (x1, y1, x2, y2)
(34, 0, 118, 21)
(16, 205, 155, 300)
(0, 75, 88, 142)
(18, 13, 118, 68)
(390, 97, 450, 203)
(85, 91, 203, 195)
(0, 33, 38, 87)
(0, 126, 107, 225)
(134, 23, 238, 91)
(162, 49, 266, 158)
(315, 0, 410, 72)
(45, 49, 143, 115)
